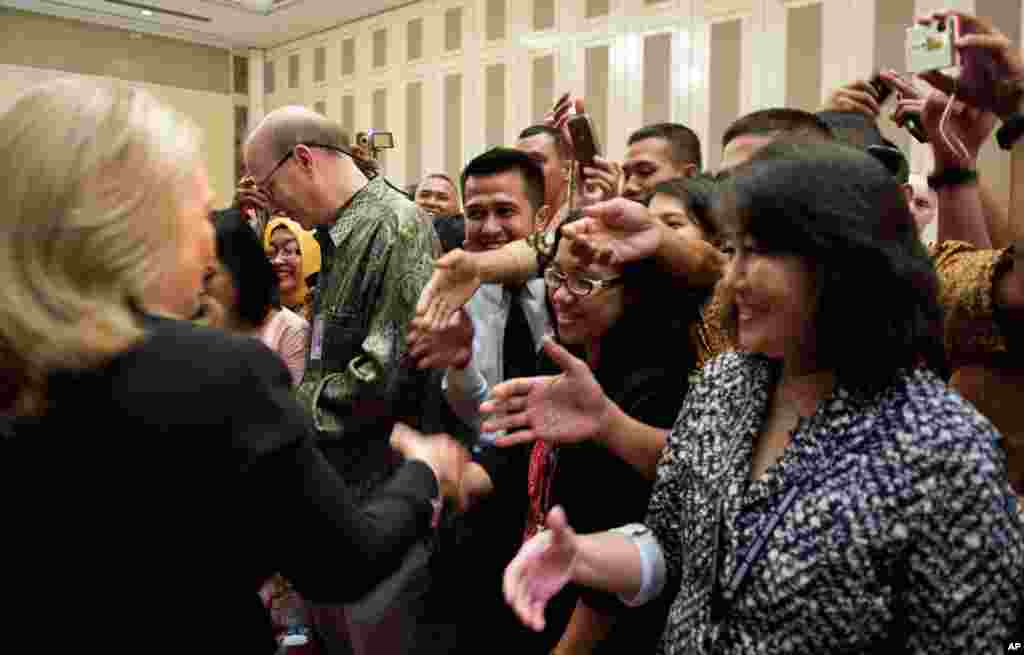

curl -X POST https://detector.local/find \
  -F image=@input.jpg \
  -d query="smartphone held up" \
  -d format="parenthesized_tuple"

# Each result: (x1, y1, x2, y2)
(906, 14, 1007, 104)
(567, 113, 601, 168)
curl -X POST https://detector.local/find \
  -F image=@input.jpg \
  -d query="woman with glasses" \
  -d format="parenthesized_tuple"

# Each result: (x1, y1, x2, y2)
(500, 139, 1023, 653)
(264, 216, 321, 322)
(499, 211, 694, 655)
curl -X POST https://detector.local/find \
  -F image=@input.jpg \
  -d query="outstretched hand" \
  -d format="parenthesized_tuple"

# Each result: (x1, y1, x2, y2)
(483, 337, 611, 447)
(415, 249, 483, 331)
(504, 506, 579, 631)
(408, 308, 474, 370)
(560, 197, 663, 268)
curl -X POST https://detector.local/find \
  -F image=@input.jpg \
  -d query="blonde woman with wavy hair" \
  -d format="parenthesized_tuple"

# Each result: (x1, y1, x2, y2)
(0, 78, 207, 413)
(0, 79, 469, 653)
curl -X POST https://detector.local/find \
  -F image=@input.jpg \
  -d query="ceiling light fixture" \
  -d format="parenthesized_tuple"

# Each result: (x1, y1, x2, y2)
(104, 0, 212, 22)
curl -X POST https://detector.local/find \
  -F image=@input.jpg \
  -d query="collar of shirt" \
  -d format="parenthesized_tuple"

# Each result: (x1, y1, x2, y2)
(717, 358, 885, 513)
(466, 281, 551, 386)
(327, 177, 379, 247)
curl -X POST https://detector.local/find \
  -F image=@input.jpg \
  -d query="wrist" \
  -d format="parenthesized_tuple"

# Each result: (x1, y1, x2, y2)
(594, 397, 621, 447)
(927, 167, 978, 191)
(932, 157, 977, 174)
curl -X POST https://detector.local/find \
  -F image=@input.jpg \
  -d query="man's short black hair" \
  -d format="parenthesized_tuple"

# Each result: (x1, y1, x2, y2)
(722, 108, 833, 149)
(461, 147, 546, 211)
(627, 123, 703, 172)
(211, 208, 279, 327)
(518, 124, 571, 160)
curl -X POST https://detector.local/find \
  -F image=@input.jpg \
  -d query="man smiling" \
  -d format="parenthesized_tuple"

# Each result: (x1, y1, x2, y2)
(438, 148, 556, 653)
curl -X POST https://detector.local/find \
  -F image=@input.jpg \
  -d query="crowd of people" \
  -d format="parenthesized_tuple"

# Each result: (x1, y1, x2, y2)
(2, 7, 1023, 655)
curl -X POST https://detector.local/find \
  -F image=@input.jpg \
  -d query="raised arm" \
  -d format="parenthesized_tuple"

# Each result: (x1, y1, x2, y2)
(564, 198, 724, 288)
(225, 337, 468, 602)
(416, 243, 539, 330)
(883, 71, 996, 248)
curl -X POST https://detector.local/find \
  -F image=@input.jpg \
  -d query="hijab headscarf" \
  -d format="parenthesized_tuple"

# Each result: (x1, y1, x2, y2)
(263, 217, 321, 312)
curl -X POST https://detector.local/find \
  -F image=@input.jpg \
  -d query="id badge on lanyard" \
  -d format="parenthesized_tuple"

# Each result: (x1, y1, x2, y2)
(708, 482, 806, 624)
(310, 283, 326, 362)
(310, 316, 324, 361)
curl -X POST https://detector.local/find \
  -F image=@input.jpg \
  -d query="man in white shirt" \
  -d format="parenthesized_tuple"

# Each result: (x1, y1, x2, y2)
(411, 147, 558, 654)
(441, 148, 553, 440)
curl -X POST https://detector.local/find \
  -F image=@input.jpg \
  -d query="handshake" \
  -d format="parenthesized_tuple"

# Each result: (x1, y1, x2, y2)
(390, 422, 493, 513)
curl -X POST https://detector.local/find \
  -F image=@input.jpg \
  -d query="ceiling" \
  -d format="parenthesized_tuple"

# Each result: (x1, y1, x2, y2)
(1, 0, 421, 49)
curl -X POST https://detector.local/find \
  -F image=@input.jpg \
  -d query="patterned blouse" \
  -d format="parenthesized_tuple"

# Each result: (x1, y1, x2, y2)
(645, 352, 1023, 654)
(931, 240, 1017, 368)
(295, 178, 440, 502)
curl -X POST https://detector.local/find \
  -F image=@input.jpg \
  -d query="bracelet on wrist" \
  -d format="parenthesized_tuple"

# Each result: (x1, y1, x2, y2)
(927, 167, 978, 190)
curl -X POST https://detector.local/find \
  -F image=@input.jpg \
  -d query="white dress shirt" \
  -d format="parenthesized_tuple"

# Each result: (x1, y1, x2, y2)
(444, 280, 551, 444)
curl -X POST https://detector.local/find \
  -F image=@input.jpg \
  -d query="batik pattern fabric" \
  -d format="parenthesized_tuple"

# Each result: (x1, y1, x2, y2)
(693, 285, 734, 371)
(646, 352, 1023, 654)
(295, 177, 439, 502)
(931, 239, 1016, 368)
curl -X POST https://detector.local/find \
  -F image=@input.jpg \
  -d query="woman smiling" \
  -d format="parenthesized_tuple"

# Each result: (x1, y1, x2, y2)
(264, 216, 321, 321)
(515, 213, 692, 655)
(501, 138, 1023, 653)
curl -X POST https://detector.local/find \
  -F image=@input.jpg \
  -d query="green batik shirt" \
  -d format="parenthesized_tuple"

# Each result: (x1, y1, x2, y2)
(296, 177, 440, 501)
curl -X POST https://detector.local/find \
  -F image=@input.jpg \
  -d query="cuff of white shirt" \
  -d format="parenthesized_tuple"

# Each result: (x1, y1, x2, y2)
(610, 523, 666, 607)
(445, 363, 488, 401)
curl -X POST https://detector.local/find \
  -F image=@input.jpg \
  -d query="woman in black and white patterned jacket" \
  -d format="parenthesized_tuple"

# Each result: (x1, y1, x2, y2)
(500, 138, 1024, 653)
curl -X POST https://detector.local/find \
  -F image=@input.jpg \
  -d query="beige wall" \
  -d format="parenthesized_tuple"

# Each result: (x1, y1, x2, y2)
(708, 19, 742, 172)
(0, 8, 229, 94)
(0, 9, 234, 207)
(873, 0, 915, 157)
(264, 0, 704, 187)
(784, 3, 822, 113)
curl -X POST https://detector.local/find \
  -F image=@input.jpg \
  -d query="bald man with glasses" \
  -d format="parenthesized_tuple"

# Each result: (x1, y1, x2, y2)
(245, 106, 452, 655)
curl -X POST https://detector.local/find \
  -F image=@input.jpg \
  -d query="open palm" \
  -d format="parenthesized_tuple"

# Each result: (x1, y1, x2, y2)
(504, 506, 579, 631)
(415, 249, 482, 331)
(483, 338, 611, 447)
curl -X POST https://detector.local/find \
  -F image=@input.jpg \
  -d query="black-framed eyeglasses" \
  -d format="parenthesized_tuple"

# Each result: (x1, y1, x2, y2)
(266, 243, 301, 260)
(543, 267, 622, 298)
(256, 143, 352, 190)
